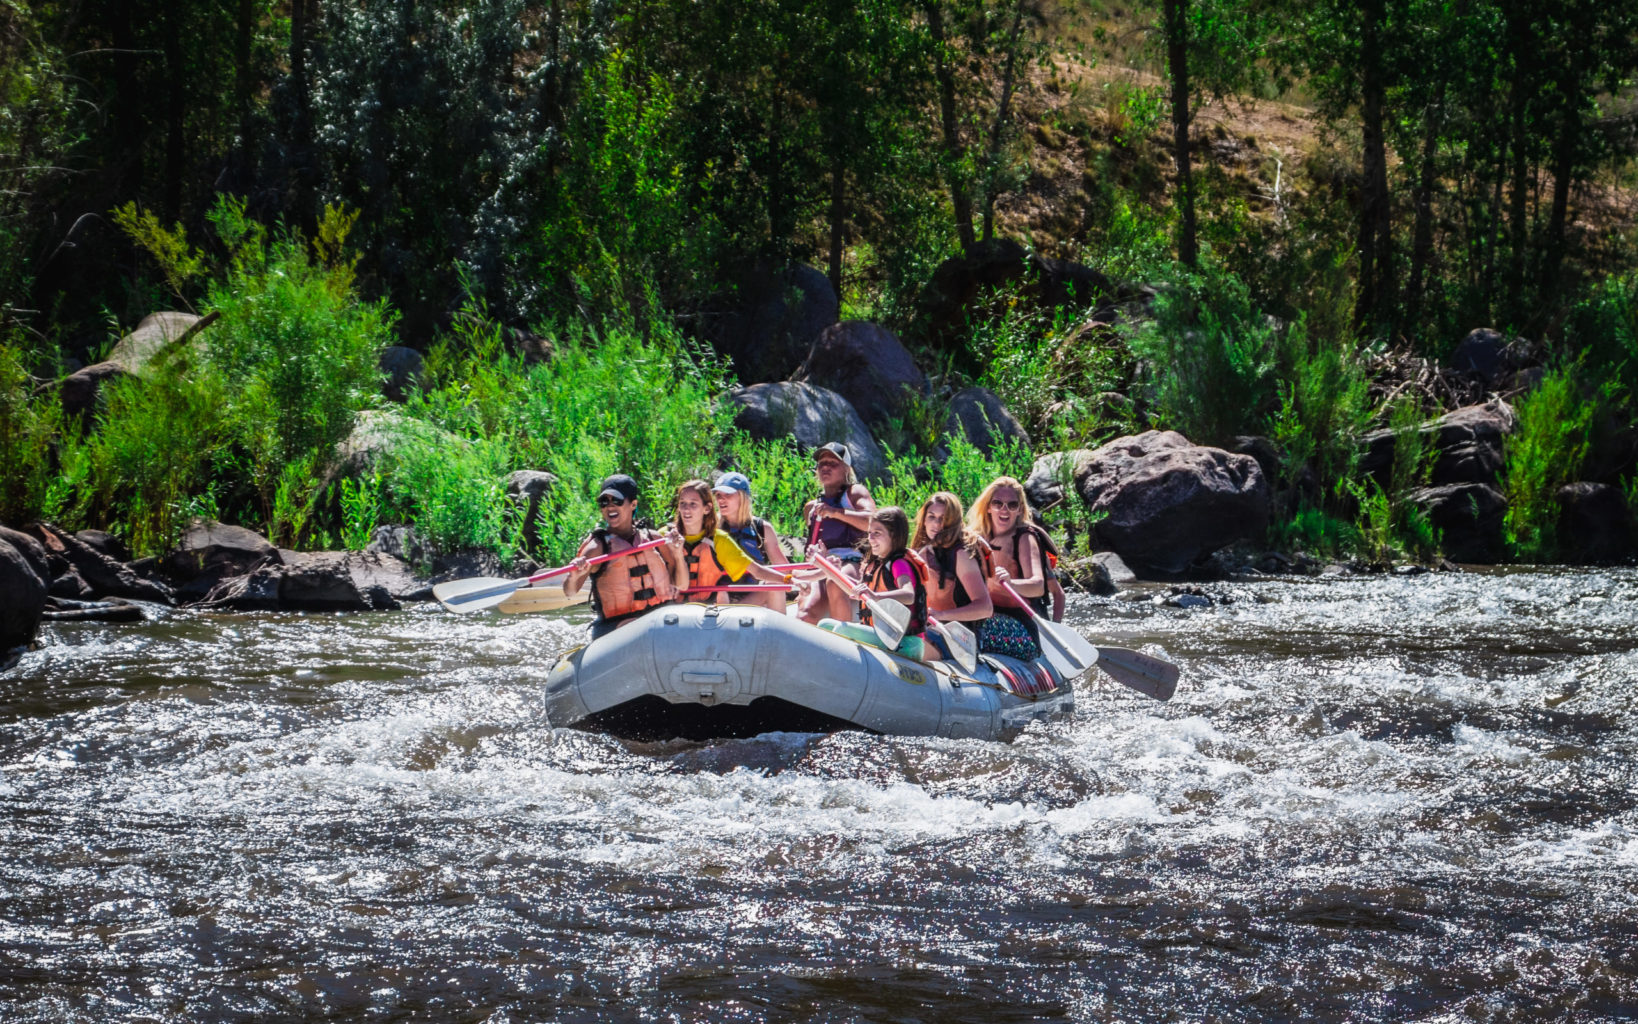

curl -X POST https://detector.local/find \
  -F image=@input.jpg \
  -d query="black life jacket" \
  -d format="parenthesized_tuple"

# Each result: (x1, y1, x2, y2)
(724, 516, 773, 566)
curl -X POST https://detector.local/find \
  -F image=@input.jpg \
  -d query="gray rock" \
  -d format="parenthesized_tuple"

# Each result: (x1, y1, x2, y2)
(1070, 431, 1271, 576)
(1023, 450, 1093, 511)
(106, 311, 214, 376)
(945, 386, 1030, 455)
(1450, 328, 1508, 384)
(1556, 482, 1635, 565)
(379, 346, 425, 403)
(74, 529, 132, 564)
(792, 321, 926, 428)
(202, 550, 429, 612)
(506, 470, 559, 555)
(163, 519, 282, 603)
(1361, 399, 1516, 490)
(55, 361, 133, 427)
(698, 264, 838, 385)
(0, 526, 50, 587)
(723, 381, 888, 480)
(20, 523, 172, 604)
(1092, 550, 1136, 584)
(1, 538, 47, 652)
(366, 525, 429, 566)
(1407, 482, 1508, 563)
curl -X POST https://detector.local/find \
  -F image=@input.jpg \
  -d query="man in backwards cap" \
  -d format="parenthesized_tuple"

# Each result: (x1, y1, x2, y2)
(564, 474, 687, 638)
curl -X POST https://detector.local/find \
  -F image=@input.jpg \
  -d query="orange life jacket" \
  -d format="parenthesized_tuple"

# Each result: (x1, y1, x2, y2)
(587, 527, 674, 622)
(988, 527, 1049, 616)
(683, 535, 734, 601)
(861, 548, 929, 636)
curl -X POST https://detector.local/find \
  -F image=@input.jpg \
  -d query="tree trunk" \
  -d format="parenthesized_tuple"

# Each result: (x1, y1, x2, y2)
(1504, 9, 1531, 319)
(289, 0, 316, 234)
(980, 1, 1025, 242)
(235, 0, 255, 117)
(926, 2, 975, 249)
(1354, 0, 1391, 334)
(1541, 54, 1584, 299)
(1164, 0, 1195, 268)
(1405, 87, 1443, 339)
(828, 151, 846, 297)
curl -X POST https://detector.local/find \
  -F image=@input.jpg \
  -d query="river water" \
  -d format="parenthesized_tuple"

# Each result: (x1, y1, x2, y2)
(3, 569, 1636, 1022)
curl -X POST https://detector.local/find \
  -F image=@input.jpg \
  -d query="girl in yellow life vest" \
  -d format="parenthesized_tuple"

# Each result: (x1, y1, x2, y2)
(666, 479, 793, 602)
(817, 506, 938, 662)
(711, 471, 787, 612)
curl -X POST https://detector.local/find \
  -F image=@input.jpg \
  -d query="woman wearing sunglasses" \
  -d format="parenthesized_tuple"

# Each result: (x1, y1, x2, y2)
(967, 477, 1044, 659)
(798, 442, 876, 625)
(563, 473, 686, 639)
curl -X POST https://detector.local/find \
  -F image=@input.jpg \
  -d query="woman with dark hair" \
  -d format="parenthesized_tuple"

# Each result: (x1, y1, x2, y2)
(911, 492, 993, 660)
(668, 478, 791, 603)
(817, 506, 937, 661)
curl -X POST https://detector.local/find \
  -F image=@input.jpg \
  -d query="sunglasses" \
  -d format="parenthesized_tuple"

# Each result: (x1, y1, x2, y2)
(993, 500, 1021, 511)
(596, 495, 628, 508)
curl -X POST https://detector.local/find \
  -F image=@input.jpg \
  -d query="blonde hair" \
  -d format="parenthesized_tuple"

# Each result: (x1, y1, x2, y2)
(716, 487, 757, 530)
(967, 476, 1032, 539)
(672, 479, 719, 537)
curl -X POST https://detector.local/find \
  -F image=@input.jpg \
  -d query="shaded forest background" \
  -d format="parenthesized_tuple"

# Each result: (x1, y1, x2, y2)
(3, 0, 1638, 567)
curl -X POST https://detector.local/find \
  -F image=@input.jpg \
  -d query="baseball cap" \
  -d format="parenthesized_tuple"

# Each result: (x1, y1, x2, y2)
(711, 471, 751, 495)
(597, 474, 639, 502)
(813, 441, 852, 466)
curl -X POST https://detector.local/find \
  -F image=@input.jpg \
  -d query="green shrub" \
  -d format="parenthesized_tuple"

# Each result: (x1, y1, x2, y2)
(1267, 314, 1372, 495)
(0, 339, 63, 525)
(1125, 259, 1277, 445)
(1504, 364, 1600, 561)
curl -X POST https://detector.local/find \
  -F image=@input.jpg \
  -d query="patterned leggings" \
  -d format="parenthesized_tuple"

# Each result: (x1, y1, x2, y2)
(977, 612, 1041, 660)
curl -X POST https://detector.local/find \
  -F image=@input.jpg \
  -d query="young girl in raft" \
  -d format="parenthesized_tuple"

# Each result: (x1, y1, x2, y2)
(910, 492, 993, 661)
(817, 506, 940, 662)
(968, 477, 1045, 659)
(666, 478, 793, 602)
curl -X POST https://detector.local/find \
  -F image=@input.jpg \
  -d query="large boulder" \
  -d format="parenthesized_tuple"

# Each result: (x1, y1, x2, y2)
(723, 381, 888, 480)
(918, 239, 1114, 356)
(106, 311, 216, 376)
(162, 519, 283, 603)
(201, 550, 429, 612)
(1360, 399, 1516, 489)
(1556, 482, 1635, 565)
(1054, 431, 1271, 575)
(55, 361, 133, 427)
(1, 537, 47, 653)
(945, 386, 1030, 455)
(1407, 482, 1507, 563)
(0, 526, 51, 587)
(696, 264, 838, 385)
(792, 321, 926, 428)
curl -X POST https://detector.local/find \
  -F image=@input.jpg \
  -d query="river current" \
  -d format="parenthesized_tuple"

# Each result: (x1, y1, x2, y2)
(3, 568, 1636, 1022)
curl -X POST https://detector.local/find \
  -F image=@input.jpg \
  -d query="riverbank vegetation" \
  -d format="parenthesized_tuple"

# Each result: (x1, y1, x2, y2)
(4, 0, 1637, 569)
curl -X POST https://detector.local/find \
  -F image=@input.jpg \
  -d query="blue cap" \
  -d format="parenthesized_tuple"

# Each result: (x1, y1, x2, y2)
(711, 471, 751, 495)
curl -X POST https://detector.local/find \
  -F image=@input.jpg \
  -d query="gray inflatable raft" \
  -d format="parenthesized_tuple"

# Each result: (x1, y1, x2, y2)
(545, 603, 1077, 741)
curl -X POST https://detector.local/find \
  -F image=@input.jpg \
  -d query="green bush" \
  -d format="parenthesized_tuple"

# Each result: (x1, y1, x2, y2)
(1504, 364, 1601, 561)
(1267, 314, 1372, 495)
(0, 339, 63, 526)
(1125, 259, 1277, 445)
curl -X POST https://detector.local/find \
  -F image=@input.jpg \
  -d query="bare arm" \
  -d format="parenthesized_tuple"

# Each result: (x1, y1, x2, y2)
(561, 537, 603, 597)
(937, 549, 994, 623)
